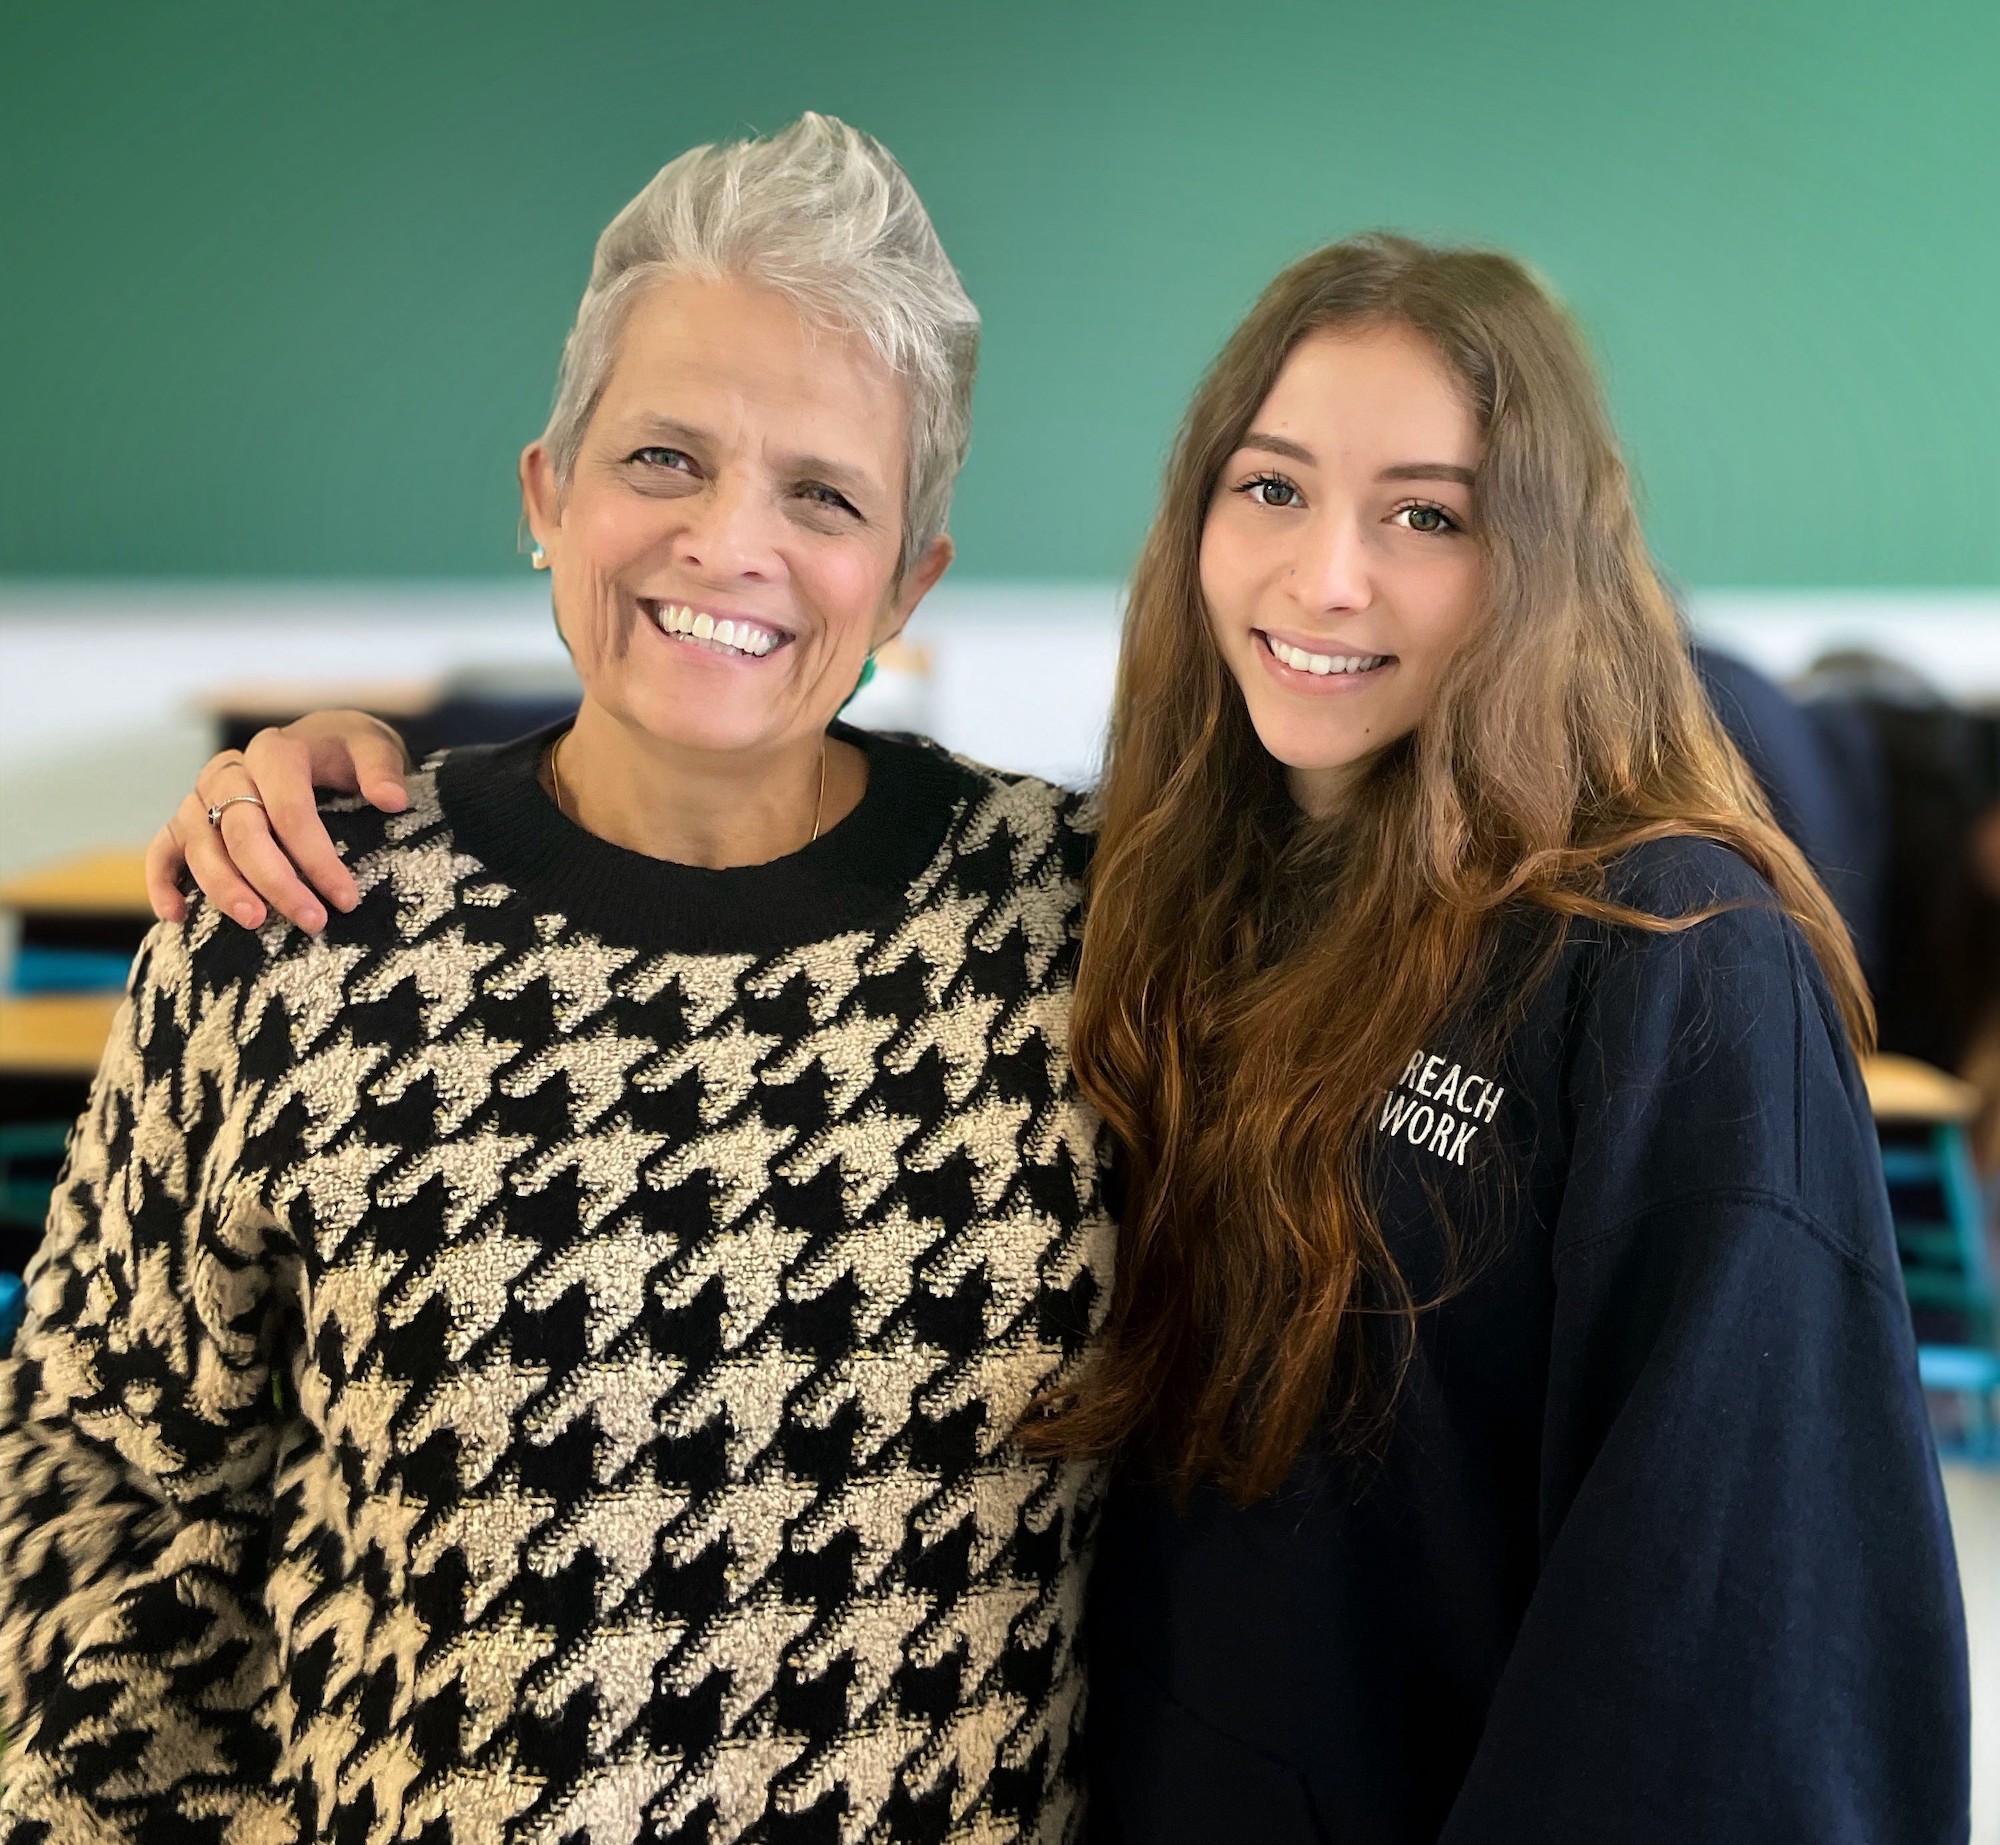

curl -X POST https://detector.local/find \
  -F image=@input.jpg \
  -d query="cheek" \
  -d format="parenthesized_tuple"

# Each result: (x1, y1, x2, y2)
(550, 592, 618, 682)
(1196, 519, 1245, 635)
(800, 544, 898, 652)
(568, 492, 661, 570)
(1405, 553, 1484, 659)
(547, 509, 649, 674)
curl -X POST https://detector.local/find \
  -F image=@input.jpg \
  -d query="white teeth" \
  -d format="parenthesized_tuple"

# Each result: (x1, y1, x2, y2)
(647, 601, 781, 658)
(1266, 635, 1386, 677)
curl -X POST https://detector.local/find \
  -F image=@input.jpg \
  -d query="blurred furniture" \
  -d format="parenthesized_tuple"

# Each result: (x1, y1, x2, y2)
(199, 667, 579, 761)
(0, 992, 119, 1306)
(0, 993, 124, 1078)
(0, 1121, 68, 1348)
(0, 853, 134, 1306)
(0, 849, 152, 993)
(1867, 1053, 2000, 1463)
(199, 676, 446, 756)
(0, 1269, 22, 1352)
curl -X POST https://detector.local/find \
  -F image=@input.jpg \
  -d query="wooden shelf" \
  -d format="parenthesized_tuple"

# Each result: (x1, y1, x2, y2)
(0, 849, 152, 920)
(192, 676, 444, 722)
(1863, 1054, 1980, 1125)
(0, 994, 122, 1077)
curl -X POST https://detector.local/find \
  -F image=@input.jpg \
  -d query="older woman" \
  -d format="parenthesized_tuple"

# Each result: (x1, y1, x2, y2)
(0, 115, 1112, 1844)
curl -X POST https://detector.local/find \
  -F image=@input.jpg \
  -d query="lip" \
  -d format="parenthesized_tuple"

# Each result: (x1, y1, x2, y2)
(1252, 627, 1396, 693)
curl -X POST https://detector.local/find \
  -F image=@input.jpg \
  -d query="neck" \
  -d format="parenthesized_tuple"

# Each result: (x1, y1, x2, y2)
(1285, 760, 1364, 820)
(548, 700, 865, 868)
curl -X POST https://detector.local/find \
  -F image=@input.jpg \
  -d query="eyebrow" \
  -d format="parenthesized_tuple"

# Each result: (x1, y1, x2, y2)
(1379, 461, 1477, 487)
(1239, 432, 1316, 464)
(620, 414, 881, 501)
(1238, 432, 1476, 488)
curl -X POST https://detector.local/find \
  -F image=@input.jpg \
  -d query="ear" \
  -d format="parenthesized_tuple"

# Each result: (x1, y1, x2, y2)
(520, 442, 563, 556)
(872, 533, 954, 650)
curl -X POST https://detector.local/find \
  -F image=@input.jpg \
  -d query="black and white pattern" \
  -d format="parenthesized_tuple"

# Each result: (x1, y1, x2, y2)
(0, 730, 1112, 1845)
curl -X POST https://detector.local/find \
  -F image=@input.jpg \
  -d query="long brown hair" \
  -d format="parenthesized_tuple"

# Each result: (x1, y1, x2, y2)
(1027, 234, 1871, 1502)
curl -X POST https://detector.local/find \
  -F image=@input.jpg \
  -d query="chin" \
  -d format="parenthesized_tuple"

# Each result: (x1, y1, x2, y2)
(612, 682, 803, 758)
(1244, 709, 1373, 780)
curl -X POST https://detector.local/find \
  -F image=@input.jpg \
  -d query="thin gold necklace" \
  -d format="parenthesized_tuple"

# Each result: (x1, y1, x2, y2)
(549, 732, 829, 846)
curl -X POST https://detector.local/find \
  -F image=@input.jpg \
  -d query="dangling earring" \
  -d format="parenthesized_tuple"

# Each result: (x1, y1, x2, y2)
(530, 544, 549, 570)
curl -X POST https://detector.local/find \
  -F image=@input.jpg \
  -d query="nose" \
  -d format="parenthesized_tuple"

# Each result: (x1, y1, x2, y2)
(1289, 508, 1374, 616)
(673, 475, 784, 584)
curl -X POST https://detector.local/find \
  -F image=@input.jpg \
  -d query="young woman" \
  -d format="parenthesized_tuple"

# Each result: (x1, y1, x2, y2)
(1038, 236, 1968, 1842)
(139, 237, 1968, 1841)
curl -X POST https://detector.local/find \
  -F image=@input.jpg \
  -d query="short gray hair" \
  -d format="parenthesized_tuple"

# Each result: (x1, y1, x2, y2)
(541, 113, 980, 576)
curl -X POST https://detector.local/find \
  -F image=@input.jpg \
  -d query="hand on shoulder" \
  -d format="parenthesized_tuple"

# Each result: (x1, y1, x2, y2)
(144, 709, 411, 935)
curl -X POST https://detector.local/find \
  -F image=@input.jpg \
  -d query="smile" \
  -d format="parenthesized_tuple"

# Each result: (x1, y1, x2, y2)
(1257, 630, 1394, 679)
(641, 599, 791, 660)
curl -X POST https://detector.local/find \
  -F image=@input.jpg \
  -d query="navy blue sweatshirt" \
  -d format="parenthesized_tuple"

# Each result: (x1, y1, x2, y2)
(1088, 837, 1969, 1845)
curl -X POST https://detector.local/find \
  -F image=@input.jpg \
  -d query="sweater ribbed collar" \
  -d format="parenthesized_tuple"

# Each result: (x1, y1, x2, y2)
(436, 721, 975, 956)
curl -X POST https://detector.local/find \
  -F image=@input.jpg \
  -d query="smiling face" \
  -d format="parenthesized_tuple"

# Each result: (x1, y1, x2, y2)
(1200, 322, 1485, 814)
(522, 273, 950, 763)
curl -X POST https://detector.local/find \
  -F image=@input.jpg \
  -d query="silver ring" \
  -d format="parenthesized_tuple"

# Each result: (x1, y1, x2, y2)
(206, 794, 267, 828)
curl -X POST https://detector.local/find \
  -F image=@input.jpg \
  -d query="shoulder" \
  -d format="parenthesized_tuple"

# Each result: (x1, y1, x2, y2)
(319, 755, 460, 864)
(1582, 834, 1809, 1010)
(1550, 834, 1876, 1223)
(174, 758, 479, 981)
(876, 731, 1097, 886)
(1491, 837, 1806, 1074)
(1598, 831, 1784, 922)
(322, 756, 505, 946)
(1550, 836, 1827, 1135)
(1536, 840, 1896, 1288)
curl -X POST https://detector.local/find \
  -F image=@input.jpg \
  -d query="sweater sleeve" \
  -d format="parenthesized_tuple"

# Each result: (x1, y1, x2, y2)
(0, 918, 292, 1842)
(1440, 862, 1970, 1845)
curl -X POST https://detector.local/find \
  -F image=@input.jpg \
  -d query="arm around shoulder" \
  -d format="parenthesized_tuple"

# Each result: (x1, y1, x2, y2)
(146, 709, 413, 936)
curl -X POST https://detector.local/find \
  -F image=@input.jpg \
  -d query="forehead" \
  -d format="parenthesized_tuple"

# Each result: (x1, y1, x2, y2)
(1254, 324, 1480, 466)
(597, 275, 909, 480)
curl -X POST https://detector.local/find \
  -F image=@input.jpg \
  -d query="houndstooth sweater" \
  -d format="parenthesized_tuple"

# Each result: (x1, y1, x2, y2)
(0, 724, 1113, 1845)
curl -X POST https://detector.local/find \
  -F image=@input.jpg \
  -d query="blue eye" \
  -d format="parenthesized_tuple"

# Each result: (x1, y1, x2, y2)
(1395, 501, 1461, 534)
(628, 446, 696, 472)
(1239, 473, 1301, 508)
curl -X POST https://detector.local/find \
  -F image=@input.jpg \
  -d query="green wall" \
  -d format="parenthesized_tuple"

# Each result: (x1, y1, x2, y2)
(3, 0, 1996, 586)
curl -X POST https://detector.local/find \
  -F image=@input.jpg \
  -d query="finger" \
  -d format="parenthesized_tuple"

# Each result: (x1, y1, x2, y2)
(245, 730, 359, 913)
(190, 748, 248, 805)
(198, 762, 330, 934)
(219, 805, 331, 934)
(288, 711, 410, 813)
(348, 728, 411, 812)
(145, 823, 188, 923)
(175, 791, 269, 930)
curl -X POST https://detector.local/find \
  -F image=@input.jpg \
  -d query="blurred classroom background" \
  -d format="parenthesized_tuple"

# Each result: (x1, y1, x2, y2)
(3, 0, 1998, 1830)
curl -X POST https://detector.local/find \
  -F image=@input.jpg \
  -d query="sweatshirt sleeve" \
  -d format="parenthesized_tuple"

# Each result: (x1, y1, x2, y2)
(0, 918, 291, 1842)
(1439, 856, 1970, 1845)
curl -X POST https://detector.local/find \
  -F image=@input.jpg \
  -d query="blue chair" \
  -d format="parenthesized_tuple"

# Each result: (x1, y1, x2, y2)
(0, 1122, 69, 1236)
(1916, 1346, 2000, 1464)
(1869, 1055, 2000, 1465)
(0, 849, 150, 999)
(10, 944, 138, 994)
(0, 1123, 69, 1353)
